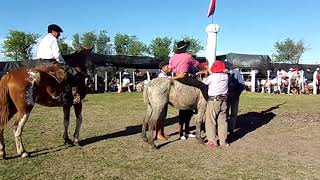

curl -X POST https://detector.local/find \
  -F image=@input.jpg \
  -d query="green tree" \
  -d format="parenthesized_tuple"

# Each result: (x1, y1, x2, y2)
(81, 31, 97, 49)
(72, 33, 81, 50)
(96, 30, 113, 55)
(127, 36, 147, 56)
(148, 37, 172, 60)
(114, 33, 131, 55)
(272, 38, 307, 64)
(173, 36, 203, 55)
(2, 30, 39, 61)
(58, 37, 73, 55)
(114, 33, 147, 56)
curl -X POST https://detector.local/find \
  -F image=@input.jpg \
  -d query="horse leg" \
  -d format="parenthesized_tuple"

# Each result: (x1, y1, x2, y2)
(147, 120, 157, 149)
(63, 105, 72, 145)
(0, 129, 5, 159)
(0, 103, 16, 160)
(148, 108, 163, 149)
(13, 112, 30, 158)
(141, 104, 152, 142)
(73, 103, 82, 144)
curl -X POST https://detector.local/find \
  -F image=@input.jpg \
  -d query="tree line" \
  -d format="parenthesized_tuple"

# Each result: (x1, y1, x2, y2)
(1, 29, 307, 64)
(1, 30, 203, 62)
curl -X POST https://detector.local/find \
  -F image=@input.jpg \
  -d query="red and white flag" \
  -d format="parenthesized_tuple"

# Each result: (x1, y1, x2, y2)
(207, 0, 216, 17)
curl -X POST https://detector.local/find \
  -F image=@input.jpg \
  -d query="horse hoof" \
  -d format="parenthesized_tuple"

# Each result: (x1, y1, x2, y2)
(0, 153, 6, 160)
(21, 152, 29, 158)
(73, 138, 80, 146)
(142, 138, 148, 143)
(64, 138, 73, 145)
(197, 139, 205, 145)
(151, 145, 158, 150)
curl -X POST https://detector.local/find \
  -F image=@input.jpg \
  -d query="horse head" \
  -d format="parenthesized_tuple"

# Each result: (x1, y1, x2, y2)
(64, 46, 96, 78)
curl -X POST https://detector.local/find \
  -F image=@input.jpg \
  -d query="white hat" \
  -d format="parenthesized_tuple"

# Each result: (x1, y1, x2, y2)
(289, 68, 294, 71)
(316, 68, 320, 71)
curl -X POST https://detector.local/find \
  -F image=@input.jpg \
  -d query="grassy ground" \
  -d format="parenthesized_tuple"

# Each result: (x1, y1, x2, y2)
(1, 92, 320, 179)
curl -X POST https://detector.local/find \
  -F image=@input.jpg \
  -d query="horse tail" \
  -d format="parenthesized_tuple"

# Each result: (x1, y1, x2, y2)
(143, 84, 150, 105)
(0, 74, 10, 129)
(141, 84, 153, 138)
(143, 84, 153, 120)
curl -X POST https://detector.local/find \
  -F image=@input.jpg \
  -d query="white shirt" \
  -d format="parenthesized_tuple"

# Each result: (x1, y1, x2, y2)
(286, 71, 296, 79)
(313, 71, 318, 83)
(122, 77, 131, 86)
(36, 33, 65, 64)
(157, 70, 170, 78)
(203, 73, 229, 96)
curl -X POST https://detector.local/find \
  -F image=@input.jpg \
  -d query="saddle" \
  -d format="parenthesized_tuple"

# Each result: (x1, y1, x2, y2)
(35, 64, 67, 84)
(35, 64, 81, 104)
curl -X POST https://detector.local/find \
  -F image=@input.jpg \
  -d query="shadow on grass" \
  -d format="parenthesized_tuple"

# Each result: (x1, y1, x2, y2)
(228, 102, 286, 143)
(5, 144, 73, 159)
(79, 116, 179, 147)
(29, 144, 74, 158)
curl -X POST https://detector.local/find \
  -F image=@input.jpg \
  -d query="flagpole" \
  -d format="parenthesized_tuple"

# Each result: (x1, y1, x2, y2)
(206, 0, 219, 69)
(211, 14, 214, 23)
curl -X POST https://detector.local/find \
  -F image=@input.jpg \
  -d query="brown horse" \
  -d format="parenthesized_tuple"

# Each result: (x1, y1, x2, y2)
(0, 47, 94, 159)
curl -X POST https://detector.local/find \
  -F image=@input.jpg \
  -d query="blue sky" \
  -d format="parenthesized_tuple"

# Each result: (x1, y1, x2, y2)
(1, 0, 320, 63)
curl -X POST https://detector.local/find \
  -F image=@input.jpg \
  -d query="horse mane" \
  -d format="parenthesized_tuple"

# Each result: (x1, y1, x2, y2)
(62, 54, 74, 66)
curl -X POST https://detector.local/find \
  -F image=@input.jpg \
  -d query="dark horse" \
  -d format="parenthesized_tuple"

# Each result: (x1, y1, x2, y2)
(0, 47, 94, 159)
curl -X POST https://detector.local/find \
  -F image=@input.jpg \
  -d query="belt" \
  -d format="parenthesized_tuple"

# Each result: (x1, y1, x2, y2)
(38, 58, 58, 64)
(209, 95, 227, 102)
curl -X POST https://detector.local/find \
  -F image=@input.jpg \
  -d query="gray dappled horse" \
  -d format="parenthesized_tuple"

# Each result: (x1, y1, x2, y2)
(141, 77, 207, 149)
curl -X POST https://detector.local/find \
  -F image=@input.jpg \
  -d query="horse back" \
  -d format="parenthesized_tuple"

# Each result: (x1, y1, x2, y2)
(169, 80, 203, 109)
(145, 78, 204, 110)
(6, 67, 63, 106)
(34, 64, 66, 84)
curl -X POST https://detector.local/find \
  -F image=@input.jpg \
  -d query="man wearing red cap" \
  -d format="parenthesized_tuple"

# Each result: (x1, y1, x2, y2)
(203, 60, 229, 149)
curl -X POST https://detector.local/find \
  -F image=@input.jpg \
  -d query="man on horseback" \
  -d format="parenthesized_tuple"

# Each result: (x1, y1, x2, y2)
(36, 24, 81, 104)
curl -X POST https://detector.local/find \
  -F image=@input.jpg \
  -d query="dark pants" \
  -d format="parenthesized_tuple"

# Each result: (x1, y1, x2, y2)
(179, 110, 194, 136)
(176, 76, 209, 100)
(226, 90, 243, 133)
(37, 59, 80, 96)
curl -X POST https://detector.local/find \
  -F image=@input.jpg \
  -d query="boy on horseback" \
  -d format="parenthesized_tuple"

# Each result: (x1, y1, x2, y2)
(169, 40, 208, 100)
(169, 40, 207, 139)
(36, 24, 81, 104)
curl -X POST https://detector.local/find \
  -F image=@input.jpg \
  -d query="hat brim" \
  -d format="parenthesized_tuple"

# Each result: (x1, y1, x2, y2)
(177, 41, 190, 50)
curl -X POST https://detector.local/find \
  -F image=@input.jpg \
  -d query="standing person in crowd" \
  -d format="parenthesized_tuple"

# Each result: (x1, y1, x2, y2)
(304, 68, 313, 84)
(227, 68, 245, 134)
(203, 60, 229, 149)
(122, 71, 132, 93)
(313, 67, 320, 94)
(36, 24, 81, 104)
(154, 61, 171, 140)
(156, 60, 196, 140)
(158, 61, 171, 78)
(169, 40, 208, 100)
(276, 68, 286, 94)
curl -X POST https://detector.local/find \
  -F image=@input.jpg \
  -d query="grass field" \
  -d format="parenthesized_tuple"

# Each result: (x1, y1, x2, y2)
(1, 92, 320, 179)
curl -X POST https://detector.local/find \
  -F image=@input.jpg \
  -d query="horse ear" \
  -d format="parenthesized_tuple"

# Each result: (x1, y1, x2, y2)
(89, 45, 94, 52)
